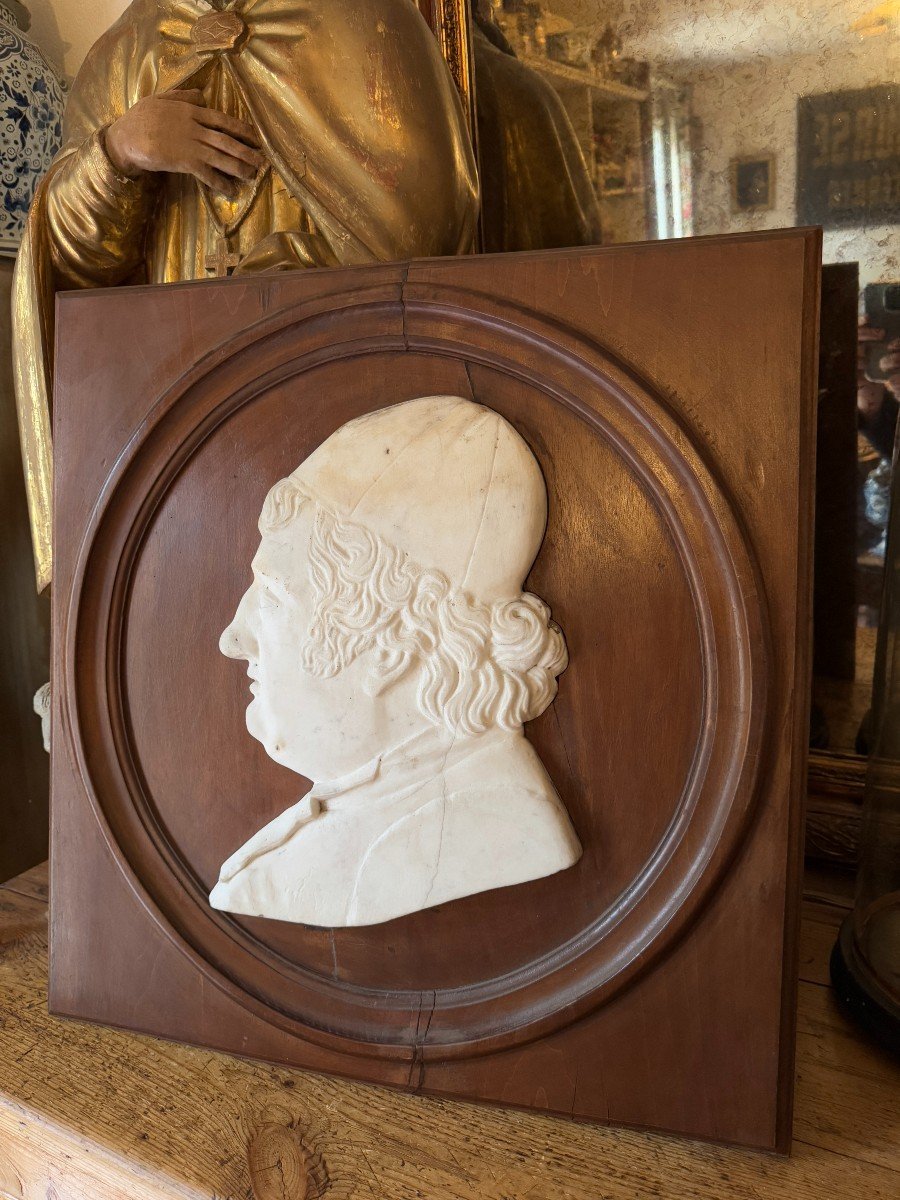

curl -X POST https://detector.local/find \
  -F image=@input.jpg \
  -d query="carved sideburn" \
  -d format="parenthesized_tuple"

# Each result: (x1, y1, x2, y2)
(50, 233, 818, 1152)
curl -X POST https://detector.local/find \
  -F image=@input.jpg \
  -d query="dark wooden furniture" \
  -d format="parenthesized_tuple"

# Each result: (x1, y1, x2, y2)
(50, 232, 819, 1151)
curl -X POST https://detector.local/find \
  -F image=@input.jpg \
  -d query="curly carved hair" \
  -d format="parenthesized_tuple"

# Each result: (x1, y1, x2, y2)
(260, 478, 567, 737)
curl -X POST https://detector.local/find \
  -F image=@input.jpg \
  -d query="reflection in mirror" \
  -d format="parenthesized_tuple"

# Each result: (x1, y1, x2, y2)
(472, 0, 899, 776)
(473, 5, 603, 250)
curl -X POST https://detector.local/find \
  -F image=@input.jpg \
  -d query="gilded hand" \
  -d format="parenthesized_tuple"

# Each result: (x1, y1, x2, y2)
(104, 89, 265, 198)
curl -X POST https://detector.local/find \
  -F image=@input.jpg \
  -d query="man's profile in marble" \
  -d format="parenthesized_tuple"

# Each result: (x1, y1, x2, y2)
(210, 394, 582, 927)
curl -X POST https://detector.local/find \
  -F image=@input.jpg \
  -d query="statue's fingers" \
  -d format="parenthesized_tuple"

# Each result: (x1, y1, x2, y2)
(201, 145, 257, 182)
(191, 162, 237, 198)
(195, 106, 260, 146)
(198, 128, 266, 171)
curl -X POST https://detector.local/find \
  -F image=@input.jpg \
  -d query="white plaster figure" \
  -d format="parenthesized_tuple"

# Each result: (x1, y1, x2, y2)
(33, 682, 51, 753)
(210, 395, 582, 927)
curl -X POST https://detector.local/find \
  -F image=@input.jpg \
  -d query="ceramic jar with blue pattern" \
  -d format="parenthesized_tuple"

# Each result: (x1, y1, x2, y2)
(0, 1, 64, 257)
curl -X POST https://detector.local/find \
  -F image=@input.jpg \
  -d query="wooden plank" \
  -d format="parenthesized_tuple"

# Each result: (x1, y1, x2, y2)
(0, 874, 898, 1200)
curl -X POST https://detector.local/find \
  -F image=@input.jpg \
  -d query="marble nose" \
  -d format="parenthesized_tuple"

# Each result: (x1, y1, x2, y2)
(220, 589, 258, 660)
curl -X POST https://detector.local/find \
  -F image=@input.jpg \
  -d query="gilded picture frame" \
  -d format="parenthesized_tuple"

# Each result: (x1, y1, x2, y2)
(418, 0, 477, 137)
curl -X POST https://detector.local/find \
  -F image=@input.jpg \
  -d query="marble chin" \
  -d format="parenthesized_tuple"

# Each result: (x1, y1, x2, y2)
(211, 395, 583, 928)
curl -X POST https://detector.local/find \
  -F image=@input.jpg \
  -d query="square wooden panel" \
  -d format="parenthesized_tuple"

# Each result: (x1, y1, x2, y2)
(51, 230, 819, 1151)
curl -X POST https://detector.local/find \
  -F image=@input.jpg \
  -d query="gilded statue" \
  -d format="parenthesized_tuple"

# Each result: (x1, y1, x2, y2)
(14, 0, 479, 590)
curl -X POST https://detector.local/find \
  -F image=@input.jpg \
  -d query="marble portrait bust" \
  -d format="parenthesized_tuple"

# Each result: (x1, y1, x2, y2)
(210, 395, 582, 927)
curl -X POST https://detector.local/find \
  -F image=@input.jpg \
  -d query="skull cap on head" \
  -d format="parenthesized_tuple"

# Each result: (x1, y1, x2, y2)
(290, 395, 548, 603)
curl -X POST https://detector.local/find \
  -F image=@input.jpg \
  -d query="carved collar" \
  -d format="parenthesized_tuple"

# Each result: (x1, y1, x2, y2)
(215, 727, 521, 885)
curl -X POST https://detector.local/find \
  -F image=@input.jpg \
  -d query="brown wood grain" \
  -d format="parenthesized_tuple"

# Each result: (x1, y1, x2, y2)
(1, 866, 899, 1200)
(49, 233, 819, 1151)
(247, 1124, 324, 1200)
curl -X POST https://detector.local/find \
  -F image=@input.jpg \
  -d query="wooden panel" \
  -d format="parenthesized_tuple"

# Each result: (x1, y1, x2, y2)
(50, 233, 819, 1150)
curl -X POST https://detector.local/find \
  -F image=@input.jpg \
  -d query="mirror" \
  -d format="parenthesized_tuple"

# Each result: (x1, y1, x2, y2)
(467, 0, 899, 865)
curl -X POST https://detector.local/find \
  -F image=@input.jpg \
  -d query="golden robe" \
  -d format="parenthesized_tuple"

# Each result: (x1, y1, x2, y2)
(14, 0, 479, 590)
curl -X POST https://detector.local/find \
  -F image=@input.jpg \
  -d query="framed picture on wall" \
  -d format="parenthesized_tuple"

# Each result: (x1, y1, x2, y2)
(730, 154, 776, 213)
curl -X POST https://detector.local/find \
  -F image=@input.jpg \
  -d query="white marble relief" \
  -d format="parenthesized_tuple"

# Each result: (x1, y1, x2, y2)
(210, 394, 582, 927)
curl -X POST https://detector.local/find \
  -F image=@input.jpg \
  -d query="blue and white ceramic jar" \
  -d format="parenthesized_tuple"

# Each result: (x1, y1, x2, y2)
(0, 1, 64, 256)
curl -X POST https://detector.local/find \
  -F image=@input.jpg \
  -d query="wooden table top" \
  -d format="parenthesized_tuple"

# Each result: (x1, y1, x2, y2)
(0, 862, 897, 1200)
